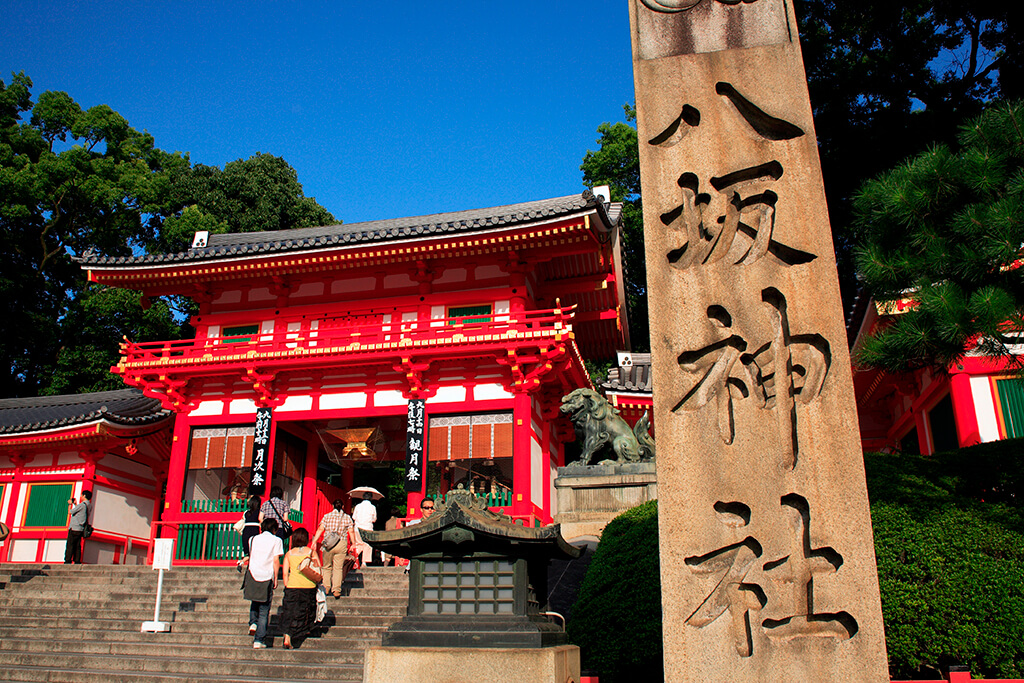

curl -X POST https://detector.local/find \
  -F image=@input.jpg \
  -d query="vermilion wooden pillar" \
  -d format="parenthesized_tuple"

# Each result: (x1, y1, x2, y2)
(301, 437, 319, 531)
(540, 419, 552, 524)
(512, 391, 532, 517)
(163, 416, 192, 518)
(913, 407, 932, 455)
(949, 370, 980, 448)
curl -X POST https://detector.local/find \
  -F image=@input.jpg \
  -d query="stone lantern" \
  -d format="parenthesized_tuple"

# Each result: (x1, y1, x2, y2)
(362, 487, 581, 648)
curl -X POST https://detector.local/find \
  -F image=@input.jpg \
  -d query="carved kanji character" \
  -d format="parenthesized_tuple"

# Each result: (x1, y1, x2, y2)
(685, 502, 766, 657)
(663, 162, 815, 269)
(672, 305, 761, 445)
(675, 289, 830, 468)
(761, 494, 858, 643)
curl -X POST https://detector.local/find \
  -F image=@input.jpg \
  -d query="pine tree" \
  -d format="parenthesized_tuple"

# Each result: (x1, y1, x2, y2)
(853, 101, 1024, 372)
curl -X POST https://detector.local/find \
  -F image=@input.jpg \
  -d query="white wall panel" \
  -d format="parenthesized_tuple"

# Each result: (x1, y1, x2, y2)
(93, 485, 153, 538)
(320, 392, 367, 410)
(971, 376, 1001, 442)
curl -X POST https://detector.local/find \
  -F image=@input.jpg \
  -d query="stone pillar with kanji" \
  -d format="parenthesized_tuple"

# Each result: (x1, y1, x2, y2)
(628, 1, 889, 680)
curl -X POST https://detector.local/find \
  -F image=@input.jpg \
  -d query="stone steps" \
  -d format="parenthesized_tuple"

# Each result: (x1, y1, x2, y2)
(0, 652, 364, 681)
(0, 624, 377, 648)
(2, 666, 359, 683)
(0, 563, 408, 682)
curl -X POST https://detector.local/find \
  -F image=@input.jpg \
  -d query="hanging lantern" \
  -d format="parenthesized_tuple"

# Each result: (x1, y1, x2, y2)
(323, 426, 388, 464)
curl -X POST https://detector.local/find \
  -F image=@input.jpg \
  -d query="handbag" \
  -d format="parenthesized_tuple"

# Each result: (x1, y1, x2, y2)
(322, 531, 341, 551)
(298, 554, 322, 583)
(82, 523, 93, 538)
(233, 516, 246, 534)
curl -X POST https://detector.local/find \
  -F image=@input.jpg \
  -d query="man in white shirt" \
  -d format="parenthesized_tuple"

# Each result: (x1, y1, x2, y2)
(245, 518, 283, 648)
(352, 493, 377, 566)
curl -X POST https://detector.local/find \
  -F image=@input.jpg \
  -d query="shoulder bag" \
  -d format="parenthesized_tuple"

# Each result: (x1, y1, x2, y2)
(272, 500, 293, 537)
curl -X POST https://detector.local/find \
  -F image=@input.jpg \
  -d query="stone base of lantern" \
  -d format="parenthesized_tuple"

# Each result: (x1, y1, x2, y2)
(362, 644, 580, 683)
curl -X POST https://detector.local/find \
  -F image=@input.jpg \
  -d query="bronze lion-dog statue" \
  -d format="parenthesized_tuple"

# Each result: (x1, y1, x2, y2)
(560, 388, 655, 466)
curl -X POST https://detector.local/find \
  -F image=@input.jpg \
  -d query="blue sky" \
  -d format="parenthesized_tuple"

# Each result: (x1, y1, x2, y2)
(1, 2, 637, 224)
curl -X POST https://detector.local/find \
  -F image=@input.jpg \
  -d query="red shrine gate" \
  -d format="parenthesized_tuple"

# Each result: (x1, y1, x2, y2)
(81, 193, 626, 563)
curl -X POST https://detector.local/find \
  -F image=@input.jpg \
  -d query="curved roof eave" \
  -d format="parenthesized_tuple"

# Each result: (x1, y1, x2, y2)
(0, 389, 173, 435)
(77, 191, 622, 272)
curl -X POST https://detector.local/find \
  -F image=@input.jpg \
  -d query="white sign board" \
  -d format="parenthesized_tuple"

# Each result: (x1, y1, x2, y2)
(152, 538, 174, 571)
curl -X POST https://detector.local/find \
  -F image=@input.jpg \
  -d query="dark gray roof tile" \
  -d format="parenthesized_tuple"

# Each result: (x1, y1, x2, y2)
(0, 389, 172, 434)
(601, 354, 653, 394)
(77, 192, 619, 267)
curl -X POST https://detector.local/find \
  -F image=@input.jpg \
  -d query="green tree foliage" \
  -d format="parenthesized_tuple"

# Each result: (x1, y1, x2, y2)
(581, 104, 648, 353)
(157, 152, 336, 253)
(566, 499, 662, 682)
(567, 440, 1024, 679)
(0, 72, 190, 397)
(852, 101, 1024, 372)
(797, 0, 1020, 295)
(0, 72, 336, 397)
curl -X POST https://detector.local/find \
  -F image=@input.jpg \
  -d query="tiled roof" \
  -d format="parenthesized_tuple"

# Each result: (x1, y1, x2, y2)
(77, 191, 620, 267)
(0, 389, 171, 434)
(601, 353, 653, 394)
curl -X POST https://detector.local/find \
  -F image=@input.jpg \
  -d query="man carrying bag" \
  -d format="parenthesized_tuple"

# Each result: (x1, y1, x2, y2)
(311, 498, 355, 599)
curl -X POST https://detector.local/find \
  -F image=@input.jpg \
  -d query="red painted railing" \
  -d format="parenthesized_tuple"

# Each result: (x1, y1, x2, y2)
(118, 306, 576, 366)
(893, 671, 1020, 682)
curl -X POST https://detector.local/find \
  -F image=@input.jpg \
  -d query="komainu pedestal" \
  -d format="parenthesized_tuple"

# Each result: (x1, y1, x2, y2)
(628, 1, 889, 681)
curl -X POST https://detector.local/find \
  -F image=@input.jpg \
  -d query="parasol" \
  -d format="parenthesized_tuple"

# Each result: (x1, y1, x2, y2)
(348, 486, 384, 501)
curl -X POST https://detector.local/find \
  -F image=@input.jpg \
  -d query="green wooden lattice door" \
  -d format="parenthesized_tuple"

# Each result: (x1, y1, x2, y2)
(23, 483, 73, 527)
(997, 378, 1024, 438)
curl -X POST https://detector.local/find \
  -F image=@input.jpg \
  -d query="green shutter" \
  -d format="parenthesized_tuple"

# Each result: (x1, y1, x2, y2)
(997, 379, 1024, 438)
(223, 324, 259, 343)
(23, 484, 74, 527)
(448, 305, 492, 324)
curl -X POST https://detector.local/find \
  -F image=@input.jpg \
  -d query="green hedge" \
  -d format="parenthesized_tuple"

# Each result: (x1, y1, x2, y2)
(566, 439, 1024, 680)
(566, 500, 662, 682)
(866, 442, 1024, 679)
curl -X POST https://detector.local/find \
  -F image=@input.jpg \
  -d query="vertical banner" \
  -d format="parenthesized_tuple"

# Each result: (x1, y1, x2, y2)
(405, 399, 426, 492)
(248, 407, 272, 498)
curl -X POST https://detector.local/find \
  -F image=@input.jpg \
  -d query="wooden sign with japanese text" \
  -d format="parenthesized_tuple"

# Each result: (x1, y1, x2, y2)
(405, 399, 426, 492)
(628, 0, 889, 680)
(248, 407, 272, 498)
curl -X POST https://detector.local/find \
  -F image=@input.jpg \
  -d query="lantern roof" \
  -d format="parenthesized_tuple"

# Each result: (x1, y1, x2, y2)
(362, 488, 582, 560)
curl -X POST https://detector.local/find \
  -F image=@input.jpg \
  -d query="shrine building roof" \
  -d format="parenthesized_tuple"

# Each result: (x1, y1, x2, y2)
(600, 353, 653, 394)
(0, 389, 172, 435)
(77, 191, 620, 268)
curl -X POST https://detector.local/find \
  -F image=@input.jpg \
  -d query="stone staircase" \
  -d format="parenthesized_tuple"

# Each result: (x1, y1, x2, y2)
(0, 563, 408, 682)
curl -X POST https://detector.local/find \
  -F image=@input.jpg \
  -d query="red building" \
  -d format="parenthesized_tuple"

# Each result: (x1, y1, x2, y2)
(850, 295, 1024, 455)
(0, 390, 171, 563)
(21, 191, 627, 564)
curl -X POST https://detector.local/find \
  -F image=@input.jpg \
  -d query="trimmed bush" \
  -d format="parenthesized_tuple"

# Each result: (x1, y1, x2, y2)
(566, 499, 662, 682)
(867, 444, 1024, 679)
